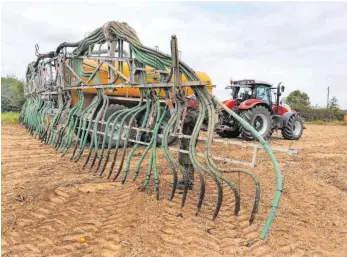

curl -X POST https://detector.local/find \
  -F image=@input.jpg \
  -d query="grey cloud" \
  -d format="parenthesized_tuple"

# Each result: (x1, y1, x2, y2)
(1, 2, 347, 108)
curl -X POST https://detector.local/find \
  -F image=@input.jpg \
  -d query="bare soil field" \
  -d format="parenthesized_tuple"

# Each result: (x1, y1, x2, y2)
(1, 124, 347, 257)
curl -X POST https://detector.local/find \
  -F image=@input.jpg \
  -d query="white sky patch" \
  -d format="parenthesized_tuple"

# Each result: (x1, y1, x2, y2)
(1, 2, 347, 109)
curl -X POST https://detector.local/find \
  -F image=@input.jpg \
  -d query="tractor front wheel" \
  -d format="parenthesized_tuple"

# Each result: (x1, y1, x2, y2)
(239, 105, 272, 141)
(282, 114, 304, 140)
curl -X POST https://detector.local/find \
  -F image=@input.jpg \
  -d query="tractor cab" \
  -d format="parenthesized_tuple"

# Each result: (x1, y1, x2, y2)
(227, 80, 281, 107)
(225, 79, 286, 115)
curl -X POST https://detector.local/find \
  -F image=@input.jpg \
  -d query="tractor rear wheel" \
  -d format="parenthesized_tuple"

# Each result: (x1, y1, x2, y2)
(239, 105, 272, 141)
(282, 114, 304, 140)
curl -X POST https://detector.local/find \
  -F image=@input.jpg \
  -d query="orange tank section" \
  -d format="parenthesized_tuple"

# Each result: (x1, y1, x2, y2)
(70, 59, 213, 105)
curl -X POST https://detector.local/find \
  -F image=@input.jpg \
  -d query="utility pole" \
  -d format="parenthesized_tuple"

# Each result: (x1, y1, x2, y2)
(327, 86, 330, 108)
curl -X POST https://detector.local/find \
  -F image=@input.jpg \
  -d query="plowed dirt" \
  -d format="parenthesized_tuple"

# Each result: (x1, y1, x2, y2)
(1, 124, 347, 257)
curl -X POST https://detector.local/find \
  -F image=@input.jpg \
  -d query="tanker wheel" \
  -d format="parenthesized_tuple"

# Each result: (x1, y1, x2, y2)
(282, 114, 304, 140)
(216, 123, 240, 138)
(156, 110, 177, 146)
(216, 110, 240, 138)
(239, 105, 272, 141)
(141, 109, 176, 146)
(98, 104, 138, 148)
(75, 116, 91, 143)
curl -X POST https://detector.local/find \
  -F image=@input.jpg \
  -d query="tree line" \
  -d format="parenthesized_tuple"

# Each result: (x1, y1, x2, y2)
(285, 90, 345, 121)
(1, 75, 26, 112)
(1, 75, 346, 121)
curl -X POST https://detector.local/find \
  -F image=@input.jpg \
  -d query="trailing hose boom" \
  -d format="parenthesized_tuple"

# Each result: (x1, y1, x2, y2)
(20, 21, 283, 240)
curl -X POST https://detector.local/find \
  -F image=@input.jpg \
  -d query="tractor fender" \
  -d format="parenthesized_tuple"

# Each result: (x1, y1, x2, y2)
(222, 99, 237, 110)
(281, 111, 298, 126)
(238, 99, 272, 112)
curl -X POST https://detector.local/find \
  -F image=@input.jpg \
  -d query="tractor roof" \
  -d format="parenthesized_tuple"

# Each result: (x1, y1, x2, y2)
(231, 79, 272, 87)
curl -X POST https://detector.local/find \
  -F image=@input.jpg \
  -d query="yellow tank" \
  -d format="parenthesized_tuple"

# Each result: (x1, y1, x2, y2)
(70, 59, 213, 105)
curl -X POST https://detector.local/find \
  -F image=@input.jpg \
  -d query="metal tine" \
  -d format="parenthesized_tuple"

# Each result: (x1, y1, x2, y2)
(88, 93, 109, 169)
(133, 92, 167, 198)
(139, 112, 166, 194)
(199, 87, 260, 223)
(121, 93, 151, 184)
(70, 93, 99, 161)
(56, 92, 81, 153)
(105, 104, 141, 179)
(40, 100, 53, 143)
(54, 104, 77, 150)
(113, 103, 146, 181)
(161, 90, 190, 206)
(183, 93, 207, 216)
(107, 91, 146, 180)
(61, 91, 84, 156)
(46, 99, 67, 146)
(83, 91, 109, 169)
(49, 100, 67, 145)
(92, 107, 126, 174)
(73, 90, 103, 162)
(194, 88, 236, 219)
(53, 93, 72, 149)
(70, 104, 91, 160)
(97, 107, 129, 176)
(131, 92, 158, 182)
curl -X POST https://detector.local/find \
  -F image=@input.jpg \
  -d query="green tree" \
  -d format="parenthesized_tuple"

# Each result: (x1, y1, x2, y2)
(1, 75, 25, 112)
(286, 90, 310, 108)
(328, 96, 339, 110)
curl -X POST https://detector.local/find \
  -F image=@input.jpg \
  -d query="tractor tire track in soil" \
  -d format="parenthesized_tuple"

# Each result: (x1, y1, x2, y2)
(1, 124, 347, 256)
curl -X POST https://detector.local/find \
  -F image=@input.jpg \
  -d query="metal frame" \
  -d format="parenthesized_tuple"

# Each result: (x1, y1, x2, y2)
(79, 119, 297, 168)
(25, 34, 297, 169)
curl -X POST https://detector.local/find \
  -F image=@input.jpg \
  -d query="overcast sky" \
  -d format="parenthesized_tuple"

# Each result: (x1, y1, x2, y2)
(1, 2, 347, 109)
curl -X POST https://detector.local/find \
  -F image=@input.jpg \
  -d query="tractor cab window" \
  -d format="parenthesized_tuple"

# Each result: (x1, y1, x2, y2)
(231, 86, 239, 99)
(234, 87, 252, 101)
(255, 85, 271, 104)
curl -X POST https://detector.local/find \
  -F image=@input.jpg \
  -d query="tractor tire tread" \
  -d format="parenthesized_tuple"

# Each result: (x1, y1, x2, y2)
(282, 114, 304, 140)
(239, 105, 272, 141)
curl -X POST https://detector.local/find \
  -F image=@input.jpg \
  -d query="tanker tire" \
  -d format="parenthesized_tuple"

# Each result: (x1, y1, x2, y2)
(239, 105, 272, 141)
(282, 114, 304, 140)
(216, 128, 240, 138)
(216, 110, 240, 138)
(156, 110, 177, 146)
(75, 117, 91, 144)
(99, 104, 137, 148)
(140, 108, 177, 146)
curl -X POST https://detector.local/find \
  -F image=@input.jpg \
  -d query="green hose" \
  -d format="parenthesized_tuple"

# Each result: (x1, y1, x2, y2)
(209, 91, 282, 240)
(199, 87, 260, 221)
(121, 93, 151, 183)
(83, 91, 109, 168)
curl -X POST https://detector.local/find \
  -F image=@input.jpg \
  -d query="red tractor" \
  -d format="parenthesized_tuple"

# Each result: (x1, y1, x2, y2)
(215, 79, 304, 140)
